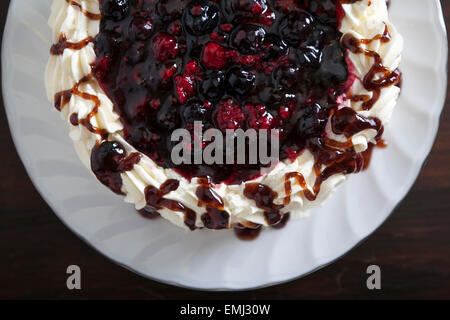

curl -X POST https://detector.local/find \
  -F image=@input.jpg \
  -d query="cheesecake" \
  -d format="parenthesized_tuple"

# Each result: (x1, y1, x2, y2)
(45, 0, 403, 236)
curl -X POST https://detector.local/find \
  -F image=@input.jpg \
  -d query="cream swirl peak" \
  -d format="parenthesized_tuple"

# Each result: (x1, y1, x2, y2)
(45, 0, 403, 237)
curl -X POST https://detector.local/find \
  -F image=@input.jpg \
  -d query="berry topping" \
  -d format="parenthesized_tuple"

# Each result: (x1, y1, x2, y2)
(262, 34, 288, 61)
(222, 0, 268, 17)
(93, 0, 352, 184)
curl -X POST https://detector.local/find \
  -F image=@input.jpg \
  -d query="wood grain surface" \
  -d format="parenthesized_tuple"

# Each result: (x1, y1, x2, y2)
(0, 0, 449, 299)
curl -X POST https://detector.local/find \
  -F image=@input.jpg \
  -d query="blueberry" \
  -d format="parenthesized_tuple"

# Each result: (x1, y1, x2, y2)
(90, 140, 127, 194)
(182, 101, 211, 124)
(231, 24, 266, 55)
(226, 68, 255, 98)
(102, 0, 129, 22)
(295, 103, 328, 137)
(200, 71, 226, 101)
(94, 30, 122, 59)
(262, 34, 288, 61)
(279, 11, 314, 46)
(315, 40, 348, 87)
(273, 63, 302, 89)
(183, 1, 220, 36)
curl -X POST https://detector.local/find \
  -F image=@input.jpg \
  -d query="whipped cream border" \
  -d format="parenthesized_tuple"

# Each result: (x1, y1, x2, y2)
(45, 0, 403, 230)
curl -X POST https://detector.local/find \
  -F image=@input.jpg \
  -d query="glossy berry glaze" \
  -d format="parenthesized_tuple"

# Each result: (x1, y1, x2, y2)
(92, 0, 353, 185)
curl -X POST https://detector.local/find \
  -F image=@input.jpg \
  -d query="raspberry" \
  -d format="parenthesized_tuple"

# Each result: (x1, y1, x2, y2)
(202, 42, 228, 70)
(279, 104, 294, 119)
(174, 76, 195, 104)
(174, 60, 202, 103)
(152, 33, 179, 62)
(215, 99, 245, 131)
(245, 104, 275, 129)
(183, 60, 202, 79)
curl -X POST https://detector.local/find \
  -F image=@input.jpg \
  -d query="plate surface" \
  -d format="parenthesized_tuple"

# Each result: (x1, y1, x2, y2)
(2, 0, 447, 290)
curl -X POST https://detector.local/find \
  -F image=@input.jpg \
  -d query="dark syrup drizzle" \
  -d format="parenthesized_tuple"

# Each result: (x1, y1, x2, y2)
(233, 212, 290, 240)
(138, 208, 161, 219)
(341, 25, 401, 110)
(272, 212, 290, 229)
(53, 75, 109, 136)
(196, 177, 230, 230)
(144, 179, 198, 230)
(69, 113, 79, 126)
(233, 224, 262, 241)
(50, 1, 99, 56)
(66, 0, 101, 20)
(244, 183, 285, 226)
(50, 35, 94, 55)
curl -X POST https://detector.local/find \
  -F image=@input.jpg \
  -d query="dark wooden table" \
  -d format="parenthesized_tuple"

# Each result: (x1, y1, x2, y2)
(1, 1, 449, 300)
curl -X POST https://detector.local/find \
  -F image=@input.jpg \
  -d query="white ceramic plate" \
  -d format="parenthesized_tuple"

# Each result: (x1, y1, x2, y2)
(2, 0, 447, 290)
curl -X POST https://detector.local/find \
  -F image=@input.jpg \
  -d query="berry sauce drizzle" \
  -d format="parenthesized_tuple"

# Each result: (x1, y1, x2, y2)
(233, 224, 263, 241)
(90, 140, 142, 194)
(197, 177, 230, 229)
(66, 0, 102, 20)
(144, 179, 198, 230)
(51, 35, 94, 55)
(342, 25, 401, 110)
(53, 75, 109, 136)
(244, 183, 284, 226)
